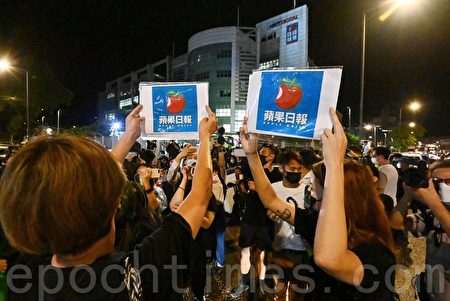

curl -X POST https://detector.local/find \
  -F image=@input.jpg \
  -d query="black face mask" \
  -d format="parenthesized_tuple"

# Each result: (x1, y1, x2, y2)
(284, 172, 301, 184)
(260, 155, 268, 166)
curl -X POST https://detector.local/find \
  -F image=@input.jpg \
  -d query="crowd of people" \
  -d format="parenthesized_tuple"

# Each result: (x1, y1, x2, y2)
(0, 105, 449, 301)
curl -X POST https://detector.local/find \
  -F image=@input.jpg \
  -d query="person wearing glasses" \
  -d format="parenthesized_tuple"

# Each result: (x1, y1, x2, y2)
(402, 160, 450, 301)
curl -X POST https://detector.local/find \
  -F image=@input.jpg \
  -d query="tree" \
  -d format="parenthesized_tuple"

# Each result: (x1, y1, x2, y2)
(390, 123, 425, 152)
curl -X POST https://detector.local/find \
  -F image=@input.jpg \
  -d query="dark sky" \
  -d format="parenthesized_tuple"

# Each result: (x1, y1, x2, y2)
(1, 0, 449, 136)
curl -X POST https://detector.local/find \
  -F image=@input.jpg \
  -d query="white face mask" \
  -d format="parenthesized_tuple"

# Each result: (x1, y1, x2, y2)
(371, 157, 378, 165)
(439, 182, 450, 204)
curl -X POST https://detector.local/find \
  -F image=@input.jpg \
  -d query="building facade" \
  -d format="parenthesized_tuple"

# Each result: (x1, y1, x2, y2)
(98, 5, 308, 134)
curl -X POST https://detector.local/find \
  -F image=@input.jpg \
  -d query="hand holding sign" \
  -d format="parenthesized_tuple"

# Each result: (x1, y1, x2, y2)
(199, 105, 218, 140)
(125, 104, 145, 141)
(239, 117, 259, 156)
(321, 107, 347, 169)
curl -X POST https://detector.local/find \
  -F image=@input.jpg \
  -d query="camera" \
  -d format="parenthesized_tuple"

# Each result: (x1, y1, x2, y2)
(403, 160, 428, 188)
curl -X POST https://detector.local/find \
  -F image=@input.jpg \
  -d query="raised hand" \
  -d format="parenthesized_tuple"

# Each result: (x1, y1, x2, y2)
(321, 107, 347, 168)
(199, 105, 218, 140)
(137, 167, 152, 182)
(125, 104, 145, 141)
(239, 117, 258, 155)
(179, 143, 197, 159)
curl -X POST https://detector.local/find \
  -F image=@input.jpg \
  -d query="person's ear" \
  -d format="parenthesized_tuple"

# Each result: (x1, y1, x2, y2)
(279, 165, 284, 173)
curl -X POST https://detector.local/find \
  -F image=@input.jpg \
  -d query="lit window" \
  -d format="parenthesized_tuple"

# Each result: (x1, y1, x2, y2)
(235, 110, 246, 121)
(119, 98, 132, 109)
(107, 92, 115, 99)
(216, 108, 231, 117)
(223, 124, 231, 132)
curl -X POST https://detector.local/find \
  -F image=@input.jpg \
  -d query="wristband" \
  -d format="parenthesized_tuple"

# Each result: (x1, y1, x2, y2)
(178, 186, 185, 192)
(145, 187, 154, 194)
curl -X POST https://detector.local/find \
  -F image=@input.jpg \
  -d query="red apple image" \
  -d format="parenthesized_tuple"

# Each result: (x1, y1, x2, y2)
(275, 79, 303, 110)
(166, 91, 186, 114)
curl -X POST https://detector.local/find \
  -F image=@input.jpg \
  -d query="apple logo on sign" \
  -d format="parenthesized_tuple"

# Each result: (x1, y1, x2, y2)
(275, 79, 303, 110)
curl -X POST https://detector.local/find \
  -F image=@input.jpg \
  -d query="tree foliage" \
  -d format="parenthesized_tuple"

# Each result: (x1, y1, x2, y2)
(390, 123, 425, 152)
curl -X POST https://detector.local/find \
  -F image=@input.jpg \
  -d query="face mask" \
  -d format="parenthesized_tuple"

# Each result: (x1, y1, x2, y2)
(439, 182, 450, 204)
(371, 157, 378, 165)
(260, 155, 268, 166)
(284, 172, 301, 184)
(396, 162, 402, 169)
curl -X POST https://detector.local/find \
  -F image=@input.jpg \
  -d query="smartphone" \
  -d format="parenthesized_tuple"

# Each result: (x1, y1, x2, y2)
(150, 168, 160, 178)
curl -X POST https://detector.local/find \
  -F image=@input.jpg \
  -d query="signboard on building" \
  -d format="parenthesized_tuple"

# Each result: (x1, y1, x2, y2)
(246, 68, 342, 139)
(139, 82, 209, 139)
(256, 5, 308, 68)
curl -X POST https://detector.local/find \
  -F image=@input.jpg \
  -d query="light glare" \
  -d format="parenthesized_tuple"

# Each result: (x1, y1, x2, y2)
(0, 58, 12, 71)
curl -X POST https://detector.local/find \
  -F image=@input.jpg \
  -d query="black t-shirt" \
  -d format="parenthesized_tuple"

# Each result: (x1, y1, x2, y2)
(294, 207, 396, 300)
(8, 213, 194, 301)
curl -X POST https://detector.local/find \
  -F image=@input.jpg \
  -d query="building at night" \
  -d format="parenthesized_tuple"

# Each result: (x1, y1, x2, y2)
(98, 5, 308, 134)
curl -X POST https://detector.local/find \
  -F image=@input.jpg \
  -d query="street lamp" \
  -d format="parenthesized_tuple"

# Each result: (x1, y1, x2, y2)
(399, 101, 421, 128)
(359, 0, 421, 132)
(346, 106, 352, 131)
(57, 109, 62, 135)
(0, 57, 30, 141)
(409, 122, 416, 128)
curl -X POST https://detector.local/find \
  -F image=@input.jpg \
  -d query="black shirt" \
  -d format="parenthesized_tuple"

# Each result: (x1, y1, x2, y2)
(294, 207, 396, 300)
(9, 213, 194, 301)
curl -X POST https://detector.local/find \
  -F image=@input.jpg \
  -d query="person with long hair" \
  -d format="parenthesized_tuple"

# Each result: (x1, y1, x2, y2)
(239, 108, 397, 300)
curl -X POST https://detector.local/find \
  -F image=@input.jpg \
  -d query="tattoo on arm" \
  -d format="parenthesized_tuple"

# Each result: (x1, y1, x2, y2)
(275, 208, 291, 221)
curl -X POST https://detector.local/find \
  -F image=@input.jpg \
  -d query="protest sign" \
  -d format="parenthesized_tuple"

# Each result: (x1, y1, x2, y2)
(139, 82, 209, 139)
(247, 68, 342, 139)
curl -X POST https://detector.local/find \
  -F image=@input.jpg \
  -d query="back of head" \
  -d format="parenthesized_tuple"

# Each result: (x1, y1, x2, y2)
(374, 146, 390, 160)
(312, 160, 395, 254)
(299, 148, 319, 170)
(0, 135, 125, 255)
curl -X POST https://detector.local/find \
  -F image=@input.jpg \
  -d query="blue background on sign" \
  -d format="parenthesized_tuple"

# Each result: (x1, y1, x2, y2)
(152, 85, 198, 132)
(256, 71, 324, 138)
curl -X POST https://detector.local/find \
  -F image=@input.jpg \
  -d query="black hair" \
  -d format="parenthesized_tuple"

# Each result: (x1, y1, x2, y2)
(299, 149, 319, 169)
(374, 147, 390, 160)
(278, 150, 302, 168)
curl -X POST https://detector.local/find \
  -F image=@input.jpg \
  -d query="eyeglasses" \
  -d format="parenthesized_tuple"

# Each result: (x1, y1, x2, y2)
(432, 177, 450, 187)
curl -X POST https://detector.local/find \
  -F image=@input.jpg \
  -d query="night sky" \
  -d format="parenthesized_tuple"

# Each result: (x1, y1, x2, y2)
(1, 0, 449, 136)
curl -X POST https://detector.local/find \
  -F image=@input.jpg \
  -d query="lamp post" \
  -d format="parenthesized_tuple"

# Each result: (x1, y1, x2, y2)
(346, 106, 352, 131)
(0, 58, 30, 141)
(57, 109, 62, 135)
(359, 0, 420, 133)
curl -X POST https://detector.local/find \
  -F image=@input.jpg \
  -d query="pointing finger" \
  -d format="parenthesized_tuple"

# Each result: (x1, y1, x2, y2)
(130, 104, 143, 117)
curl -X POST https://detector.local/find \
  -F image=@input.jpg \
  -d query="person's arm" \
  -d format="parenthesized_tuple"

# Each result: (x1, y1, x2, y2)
(111, 105, 144, 163)
(169, 168, 188, 212)
(167, 144, 197, 185)
(201, 210, 216, 229)
(313, 108, 365, 286)
(239, 118, 296, 225)
(137, 168, 159, 211)
(176, 106, 217, 238)
(408, 179, 450, 236)
(395, 184, 414, 216)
